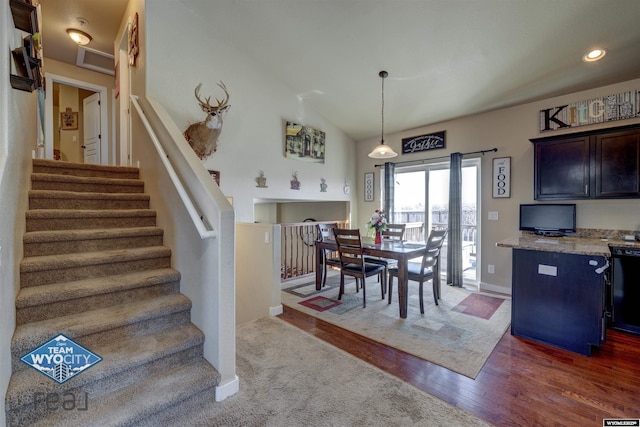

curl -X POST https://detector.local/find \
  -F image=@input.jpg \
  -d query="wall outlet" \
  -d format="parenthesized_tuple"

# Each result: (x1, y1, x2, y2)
(264, 231, 270, 244)
(488, 264, 495, 274)
(488, 211, 499, 220)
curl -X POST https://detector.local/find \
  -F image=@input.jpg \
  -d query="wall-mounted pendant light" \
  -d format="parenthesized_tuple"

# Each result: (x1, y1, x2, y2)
(368, 70, 398, 159)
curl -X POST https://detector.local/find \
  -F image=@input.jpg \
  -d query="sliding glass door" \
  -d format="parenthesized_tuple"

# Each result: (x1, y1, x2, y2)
(392, 159, 480, 284)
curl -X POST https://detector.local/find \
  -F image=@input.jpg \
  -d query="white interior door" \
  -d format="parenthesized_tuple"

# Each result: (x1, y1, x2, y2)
(83, 92, 101, 164)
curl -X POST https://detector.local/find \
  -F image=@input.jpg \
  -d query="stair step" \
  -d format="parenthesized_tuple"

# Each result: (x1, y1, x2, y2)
(29, 190, 150, 210)
(30, 359, 217, 427)
(23, 227, 164, 257)
(16, 268, 181, 324)
(20, 246, 171, 288)
(32, 159, 140, 179)
(6, 324, 216, 427)
(32, 173, 144, 193)
(11, 293, 192, 369)
(26, 208, 157, 232)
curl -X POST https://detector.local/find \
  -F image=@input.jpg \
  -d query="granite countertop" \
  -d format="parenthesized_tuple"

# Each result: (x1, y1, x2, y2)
(497, 231, 640, 257)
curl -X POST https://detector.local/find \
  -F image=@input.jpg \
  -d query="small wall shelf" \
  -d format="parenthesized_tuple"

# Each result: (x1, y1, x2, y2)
(9, 0, 41, 93)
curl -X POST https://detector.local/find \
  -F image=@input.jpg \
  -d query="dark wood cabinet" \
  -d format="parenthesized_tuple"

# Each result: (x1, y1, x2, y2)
(531, 124, 640, 200)
(534, 136, 590, 199)
(594, 129, 640, 198)
(511, 249, 607, 355)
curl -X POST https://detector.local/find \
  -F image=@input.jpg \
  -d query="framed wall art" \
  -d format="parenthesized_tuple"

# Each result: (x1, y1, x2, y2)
(208, 170, 220, 186)
(128, 13, 139, 66)
(492, 157, 511, 198)
(285, 121, 325, 163)
(60, 108, 78, 130)
(364, 172, 374, 202)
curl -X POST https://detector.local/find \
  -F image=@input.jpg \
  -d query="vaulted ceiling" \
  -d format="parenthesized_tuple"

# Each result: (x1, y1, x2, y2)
(39, 0, 640, 141)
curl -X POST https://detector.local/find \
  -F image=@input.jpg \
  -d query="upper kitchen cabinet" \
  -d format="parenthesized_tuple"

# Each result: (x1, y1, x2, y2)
(594, 129, 640, 198)
(531, 124, 640, 200)
(533, 135, 591, 200)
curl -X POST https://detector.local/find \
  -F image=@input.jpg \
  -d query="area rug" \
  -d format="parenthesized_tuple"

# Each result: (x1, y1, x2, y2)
(281, 272, 511, 379)
(164, 317, 490, 426)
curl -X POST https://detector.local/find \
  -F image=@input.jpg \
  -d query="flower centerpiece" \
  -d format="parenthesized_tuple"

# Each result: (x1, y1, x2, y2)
(367, 209, 387, 243)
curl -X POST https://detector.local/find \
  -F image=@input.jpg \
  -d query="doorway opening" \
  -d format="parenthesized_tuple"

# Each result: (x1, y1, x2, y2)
(52, 82, 98, 163)
(44, 73, 109, 164)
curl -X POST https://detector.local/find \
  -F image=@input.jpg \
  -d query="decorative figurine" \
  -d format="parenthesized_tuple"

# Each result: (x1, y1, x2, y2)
(256, 170, 268, 188)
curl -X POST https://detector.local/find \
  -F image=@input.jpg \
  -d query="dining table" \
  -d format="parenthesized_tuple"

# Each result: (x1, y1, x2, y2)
(315, 237, 428, 319)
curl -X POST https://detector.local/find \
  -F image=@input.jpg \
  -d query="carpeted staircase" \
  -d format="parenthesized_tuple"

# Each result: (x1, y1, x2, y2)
(5, 159, 220, 426)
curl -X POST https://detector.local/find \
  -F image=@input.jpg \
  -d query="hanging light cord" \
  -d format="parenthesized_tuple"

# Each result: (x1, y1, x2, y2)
(380, 70, 388, 144)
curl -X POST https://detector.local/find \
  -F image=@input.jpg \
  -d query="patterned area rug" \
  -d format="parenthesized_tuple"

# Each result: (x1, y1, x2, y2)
(282, 272, 511, 379)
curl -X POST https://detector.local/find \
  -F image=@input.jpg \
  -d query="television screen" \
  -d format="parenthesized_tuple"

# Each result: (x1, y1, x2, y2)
(519, 204, 576, 236)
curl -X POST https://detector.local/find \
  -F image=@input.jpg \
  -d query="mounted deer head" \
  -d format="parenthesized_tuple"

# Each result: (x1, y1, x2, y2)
(183, 82, 230, 159)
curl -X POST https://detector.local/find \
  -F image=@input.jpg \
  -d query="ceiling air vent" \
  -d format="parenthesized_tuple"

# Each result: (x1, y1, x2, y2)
(76, 46, 115, 76)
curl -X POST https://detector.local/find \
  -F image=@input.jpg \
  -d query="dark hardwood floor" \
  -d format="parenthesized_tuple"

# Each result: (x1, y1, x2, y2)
(279, 305, 640, 426)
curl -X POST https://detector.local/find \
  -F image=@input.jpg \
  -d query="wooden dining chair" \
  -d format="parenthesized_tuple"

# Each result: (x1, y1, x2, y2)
(334, 228, 387, 308)
(364, 223, 406, 282)
(388, 228, 447, 313)
(317, 222, 342, 287)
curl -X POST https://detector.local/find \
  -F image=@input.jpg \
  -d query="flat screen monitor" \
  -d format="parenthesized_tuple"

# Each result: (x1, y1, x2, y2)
(519, 204, 576, 236)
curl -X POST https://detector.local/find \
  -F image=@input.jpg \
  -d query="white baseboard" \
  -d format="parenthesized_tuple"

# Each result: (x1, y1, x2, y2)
(270, 304, 283, 316)
(479, 281, 512, 296)
(215, 375, 239, 401)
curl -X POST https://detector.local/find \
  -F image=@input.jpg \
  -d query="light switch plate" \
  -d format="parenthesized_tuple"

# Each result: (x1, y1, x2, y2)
(488, 211, 499, 220)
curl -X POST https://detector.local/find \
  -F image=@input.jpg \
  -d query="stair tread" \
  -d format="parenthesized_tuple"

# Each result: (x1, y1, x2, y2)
(33, 159, 139, 175)
(32, 172, 143, 186)
(28, 358, 218, 427)
(16, 268, 180, 308)
(20, 245, 171, 273)
(6, 323, 206, 405)
(26, 208, 156, 219)
(23, 226, 163, 244)
(29, 189, 150, 200)
(12, 293, 192, 356)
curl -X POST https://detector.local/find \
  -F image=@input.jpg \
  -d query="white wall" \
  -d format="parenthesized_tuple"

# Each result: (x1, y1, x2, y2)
(1, 0, 39, 422)
(235, 223, 282, 325)
(357, 78, 640, 293)
(144, 1, 357, 225)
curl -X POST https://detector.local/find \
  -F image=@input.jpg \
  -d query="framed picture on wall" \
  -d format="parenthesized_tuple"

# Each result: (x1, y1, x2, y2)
(492, 157, 511, 198)
(60, 108, 78, 130)
(364, 172, 374, 202)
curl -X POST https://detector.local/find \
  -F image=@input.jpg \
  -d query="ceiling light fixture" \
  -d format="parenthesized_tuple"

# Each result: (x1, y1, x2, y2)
(583, 48, 606, 62)
(67, 28, 92, 46)
(368, 70, 398, 159)
(67, 19, 92, 46)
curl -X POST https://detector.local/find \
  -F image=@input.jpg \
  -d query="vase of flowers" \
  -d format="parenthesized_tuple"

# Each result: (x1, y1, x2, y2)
(367, 209, 387, 244)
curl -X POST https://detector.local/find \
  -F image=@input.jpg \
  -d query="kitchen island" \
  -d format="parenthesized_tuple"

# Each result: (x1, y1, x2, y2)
(498, 231, 640, 356)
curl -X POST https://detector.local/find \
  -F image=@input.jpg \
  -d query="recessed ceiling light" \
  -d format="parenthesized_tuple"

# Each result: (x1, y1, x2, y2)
(583, 48, 606, 62)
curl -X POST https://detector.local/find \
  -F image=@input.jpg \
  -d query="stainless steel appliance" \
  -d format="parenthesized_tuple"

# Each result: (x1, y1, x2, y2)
(610, 246, 640, 335)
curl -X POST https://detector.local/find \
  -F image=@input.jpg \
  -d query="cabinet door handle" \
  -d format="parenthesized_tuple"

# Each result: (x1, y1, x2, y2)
(585, 184, 588, 194)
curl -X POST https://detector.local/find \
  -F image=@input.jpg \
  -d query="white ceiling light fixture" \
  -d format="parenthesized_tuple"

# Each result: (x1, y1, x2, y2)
(67, 18, 92, 46)
(583, 48, 606, 62)
(67, 28, 92, 46)
(368, 70, 398, 159)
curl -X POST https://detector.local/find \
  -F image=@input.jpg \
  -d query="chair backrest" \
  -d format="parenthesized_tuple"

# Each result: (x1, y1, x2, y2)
(333, 228, 365, 269)
(382, 223, 406, 241)
(317, 222, 339, 242)
(421, 228, 448, 273)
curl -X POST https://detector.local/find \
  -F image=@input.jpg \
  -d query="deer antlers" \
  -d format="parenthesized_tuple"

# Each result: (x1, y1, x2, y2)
(194, 82, 230, 114)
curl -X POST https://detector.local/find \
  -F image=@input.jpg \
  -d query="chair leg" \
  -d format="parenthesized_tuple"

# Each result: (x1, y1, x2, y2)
(432, 278, 439, 306)
(362, 277, 366, 308)
(388, 275, 394, 304)
(380, 269, 386, 300)
(322, 256, 328, 287)
(419, 281, 425, 314)
(338, 274, 344, 300)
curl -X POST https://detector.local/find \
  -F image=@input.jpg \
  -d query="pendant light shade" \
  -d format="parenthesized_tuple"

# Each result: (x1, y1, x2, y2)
(368, 70, 398, 159)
